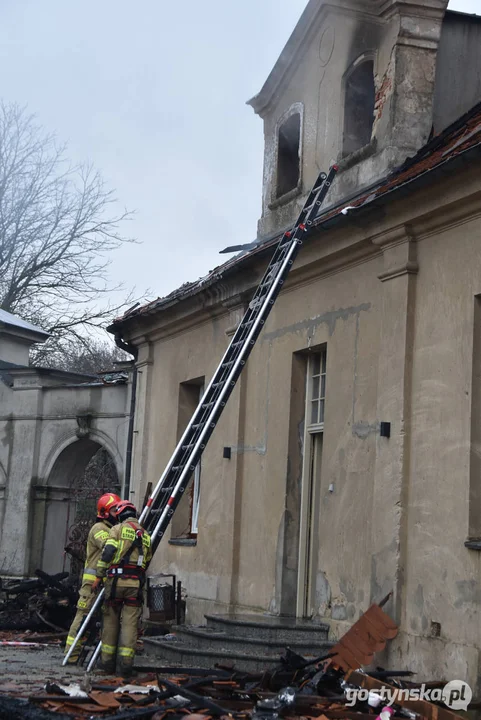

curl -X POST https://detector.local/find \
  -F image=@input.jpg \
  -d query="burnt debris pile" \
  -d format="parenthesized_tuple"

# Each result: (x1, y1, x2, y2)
(0, 570, 77, 633)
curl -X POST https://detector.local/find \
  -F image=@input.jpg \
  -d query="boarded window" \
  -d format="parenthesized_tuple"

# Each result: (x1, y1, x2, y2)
(343, 60, 375, 157)
(276, 113, 301, 198)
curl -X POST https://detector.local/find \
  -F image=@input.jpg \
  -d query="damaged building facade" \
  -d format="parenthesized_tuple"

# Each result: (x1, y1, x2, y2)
(110, 0, 481, 689)
(0, 310, 132, 578)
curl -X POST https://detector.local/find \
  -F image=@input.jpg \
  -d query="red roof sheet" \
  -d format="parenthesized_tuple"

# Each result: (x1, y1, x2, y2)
(112, 100, 481, 328)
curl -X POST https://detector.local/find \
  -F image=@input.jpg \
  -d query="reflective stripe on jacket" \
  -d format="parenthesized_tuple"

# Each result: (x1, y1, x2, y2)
(96, 519, 152, 582)
(82, 521, 112, 583)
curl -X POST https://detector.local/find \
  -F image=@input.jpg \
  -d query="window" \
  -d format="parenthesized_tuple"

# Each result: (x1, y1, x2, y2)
(171, 378, 204, 540)
(276, 113, 301, 198)
(343, 60, 375, 157)
(297, 348, 327, 617)
(309, 351, 327, 429)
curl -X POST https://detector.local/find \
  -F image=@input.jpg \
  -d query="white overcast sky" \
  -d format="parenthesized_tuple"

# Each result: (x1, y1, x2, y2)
(0, 0, 477, 307)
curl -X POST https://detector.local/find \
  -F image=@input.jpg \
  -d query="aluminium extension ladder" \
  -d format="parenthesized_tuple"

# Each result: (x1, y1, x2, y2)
(63, 163, 338, 670)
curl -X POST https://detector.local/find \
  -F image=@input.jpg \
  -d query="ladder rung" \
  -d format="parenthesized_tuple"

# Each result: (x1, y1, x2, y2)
(267, 260, 281, 271)
(304, 200, 322, 213)
(312, 176, 326, 192)
(266, 264, 282, 280)
(256, 282, 272, 294)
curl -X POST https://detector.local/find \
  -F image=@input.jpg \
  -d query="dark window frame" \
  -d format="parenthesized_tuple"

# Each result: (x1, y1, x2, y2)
(342, 57, 376, 158)
(275, 110, 302, 200)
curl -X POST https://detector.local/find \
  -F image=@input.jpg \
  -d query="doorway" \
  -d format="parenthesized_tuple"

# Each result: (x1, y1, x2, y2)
(296, 349, 326, 617)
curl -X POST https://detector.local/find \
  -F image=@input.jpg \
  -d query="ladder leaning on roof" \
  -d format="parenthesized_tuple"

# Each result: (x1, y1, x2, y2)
(63, 163, 338, 670)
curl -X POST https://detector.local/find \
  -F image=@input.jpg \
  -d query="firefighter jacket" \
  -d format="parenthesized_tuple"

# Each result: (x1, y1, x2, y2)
(96, 519, 152, 587)
(82, 520, 113, 584)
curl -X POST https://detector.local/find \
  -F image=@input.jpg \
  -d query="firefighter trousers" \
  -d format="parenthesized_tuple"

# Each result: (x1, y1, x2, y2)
(64, 582, 95, 662)
(101, 579, 142, 673)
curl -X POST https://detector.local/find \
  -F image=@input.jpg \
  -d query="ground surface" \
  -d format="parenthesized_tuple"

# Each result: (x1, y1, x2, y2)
(0, 642, 94, 697)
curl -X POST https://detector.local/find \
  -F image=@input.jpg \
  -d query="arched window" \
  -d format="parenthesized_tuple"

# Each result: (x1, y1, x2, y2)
(276, 112, 301, 198)
(343, 60, 375, 157)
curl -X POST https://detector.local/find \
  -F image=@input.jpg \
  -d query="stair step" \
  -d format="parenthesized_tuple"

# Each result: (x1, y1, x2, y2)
(173, 625, 332, 655)
(205, 613, 329, 643)
(143, 637, 329, 673)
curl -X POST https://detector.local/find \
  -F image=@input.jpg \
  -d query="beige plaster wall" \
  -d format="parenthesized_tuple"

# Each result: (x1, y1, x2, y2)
(124, 163, 481, 682)
(140, 248, 383, 624)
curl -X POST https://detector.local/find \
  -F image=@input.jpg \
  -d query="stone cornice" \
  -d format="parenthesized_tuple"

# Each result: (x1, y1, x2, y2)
(379, 0, 448, 20)
(379, 1, 447, 50)
(377, 259, 418, 282)
(409, 190, 481, 240)
(221, 292, 251, 311)
(371, 223, 413, 248)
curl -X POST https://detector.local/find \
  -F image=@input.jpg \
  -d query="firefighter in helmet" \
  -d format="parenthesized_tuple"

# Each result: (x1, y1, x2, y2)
(92, 500, 152, 677)
(64, 492, 121, 663)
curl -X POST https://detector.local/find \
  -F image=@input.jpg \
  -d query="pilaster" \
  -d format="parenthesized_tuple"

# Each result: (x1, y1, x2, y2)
(370, 226, 417, 625)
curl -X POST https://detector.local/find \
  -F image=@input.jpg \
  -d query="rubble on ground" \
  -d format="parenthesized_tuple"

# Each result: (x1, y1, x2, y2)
(0, 570, 77, 634)
(0, 601, 471, 720)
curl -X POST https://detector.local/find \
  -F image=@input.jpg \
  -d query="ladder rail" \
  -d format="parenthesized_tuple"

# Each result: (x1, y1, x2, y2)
(141, 166, 337, 534)
(150, 219, 309, 546)
(142, 166, 338, 543)
(139, 242, 285, 527)
(67, 164, 338, 668)
(139, 376, 215, 526)
(62, 589, 104, 666)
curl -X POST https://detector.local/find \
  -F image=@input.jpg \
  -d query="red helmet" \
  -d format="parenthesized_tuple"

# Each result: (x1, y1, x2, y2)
(97, 493, 121, 519)
(113, 500, 137, 521)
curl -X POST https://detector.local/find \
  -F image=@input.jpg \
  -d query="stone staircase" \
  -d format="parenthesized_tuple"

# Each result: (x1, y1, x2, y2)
(143, 613, 333, 672)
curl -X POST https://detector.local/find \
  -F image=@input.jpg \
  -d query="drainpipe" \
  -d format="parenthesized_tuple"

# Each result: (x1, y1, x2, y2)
(114, 334, 138, 501)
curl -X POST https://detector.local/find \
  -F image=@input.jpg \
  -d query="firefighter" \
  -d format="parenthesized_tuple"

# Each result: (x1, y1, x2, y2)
(64, 492, 121, 664)
(92, 500, 152, 677)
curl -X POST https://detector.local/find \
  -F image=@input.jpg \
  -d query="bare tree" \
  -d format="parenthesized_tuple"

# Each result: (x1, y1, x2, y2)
(0, 101, 143, 365)
(55, 336, 130, 375)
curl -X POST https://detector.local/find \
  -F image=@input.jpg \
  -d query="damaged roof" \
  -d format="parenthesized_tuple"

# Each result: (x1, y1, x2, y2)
(110, 98, 481, 333)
